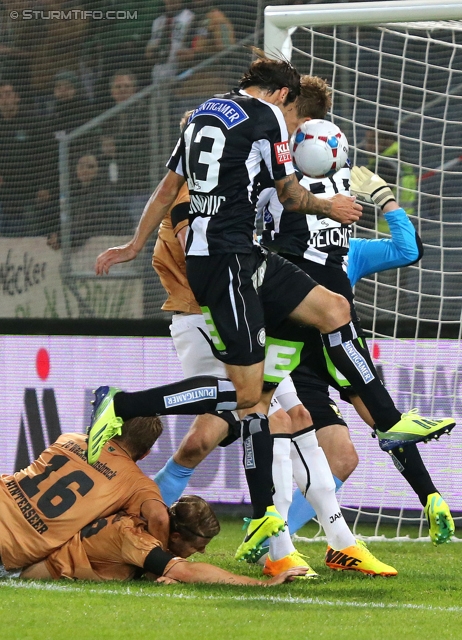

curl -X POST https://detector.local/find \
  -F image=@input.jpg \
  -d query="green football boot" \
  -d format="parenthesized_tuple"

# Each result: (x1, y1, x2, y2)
(376, 409, 455, 451)
(86, 386, 123, 464)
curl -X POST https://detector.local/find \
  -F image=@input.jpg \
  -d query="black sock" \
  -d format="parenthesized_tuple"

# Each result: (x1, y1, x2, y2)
(389, 444, 437, 507)
(321, 322, 401, 430)
(113, 376, 237, 420)
(213, 410, 241, 448)
(241, 413, 274, 519)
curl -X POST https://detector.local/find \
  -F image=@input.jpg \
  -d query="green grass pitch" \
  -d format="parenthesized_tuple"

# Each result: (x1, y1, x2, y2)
(1, 518, 461, 640)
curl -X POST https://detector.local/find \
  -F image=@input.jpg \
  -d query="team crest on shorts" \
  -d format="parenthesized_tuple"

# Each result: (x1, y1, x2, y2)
(257, 328, 266, 347)
(330, 403, 343, 420)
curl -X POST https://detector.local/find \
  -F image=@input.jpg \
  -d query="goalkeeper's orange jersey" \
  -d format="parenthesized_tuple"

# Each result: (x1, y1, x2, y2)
(152, 183, 201, 314)
(0, 433, 164, 569)
(44, 513, 184, 582)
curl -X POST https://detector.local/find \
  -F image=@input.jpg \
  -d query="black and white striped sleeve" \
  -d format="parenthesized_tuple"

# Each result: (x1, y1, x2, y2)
(259, 103, 295, 181)
(167, 135, 185, 176)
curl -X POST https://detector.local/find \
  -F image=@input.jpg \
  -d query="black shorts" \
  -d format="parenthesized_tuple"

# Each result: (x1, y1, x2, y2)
(291, 362, 348, 430)
(272, 257, 367, 393)
(278, 255, 358, 317)
(186, 247, 317, 366)
(269, 255, 371, 423)
(273, 314, 368, 400)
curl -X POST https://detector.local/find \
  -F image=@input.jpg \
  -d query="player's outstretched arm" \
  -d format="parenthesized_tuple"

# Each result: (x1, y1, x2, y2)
(274, 173, 362, 224)
(347, 165, 422, 285)
(348, 210, 423, 285)
(161, 561, 308, 586)
(95, 170, 185, 275)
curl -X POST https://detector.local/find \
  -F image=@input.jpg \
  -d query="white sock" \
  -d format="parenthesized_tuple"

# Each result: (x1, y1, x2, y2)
(269, 436, 296, 560)
(291, 429, 355, 551)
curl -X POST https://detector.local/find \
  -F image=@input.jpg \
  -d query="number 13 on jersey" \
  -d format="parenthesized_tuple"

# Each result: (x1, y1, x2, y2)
(184, 123, 226, 193)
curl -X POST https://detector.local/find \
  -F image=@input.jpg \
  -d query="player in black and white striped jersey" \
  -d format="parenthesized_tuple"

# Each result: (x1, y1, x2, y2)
(256, 86, 454, 548)
(93, 56, 365, 562)
(259, 165, 351, 269)
(92, 57, 453, 563)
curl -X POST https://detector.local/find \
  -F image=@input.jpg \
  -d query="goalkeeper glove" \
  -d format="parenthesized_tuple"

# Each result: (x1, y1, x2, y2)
(350, 166, 396, 209)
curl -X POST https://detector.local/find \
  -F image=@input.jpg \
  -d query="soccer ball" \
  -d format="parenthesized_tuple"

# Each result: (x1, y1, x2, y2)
(290, 119, 349, 178)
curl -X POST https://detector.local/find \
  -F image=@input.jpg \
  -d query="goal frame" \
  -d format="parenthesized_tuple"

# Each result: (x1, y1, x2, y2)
(263, 0, 462, 541)
(264, 0, 462, 59)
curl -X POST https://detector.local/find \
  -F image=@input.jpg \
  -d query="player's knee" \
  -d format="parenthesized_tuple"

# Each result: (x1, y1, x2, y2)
(343, 443, 359, 479)
(287, 404, 312, 431)
(235, 387, 261, 409)
(269, 408, 292, 434)
(330, 443, 358, 482)
(176, 432, 214, 467)
(319, 292, 351, 333)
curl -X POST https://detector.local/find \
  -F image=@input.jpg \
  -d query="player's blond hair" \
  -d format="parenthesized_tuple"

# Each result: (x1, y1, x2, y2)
(113, 416, 163, 461)
(169, 495, 221, 541)
(296, 75, 332, 120)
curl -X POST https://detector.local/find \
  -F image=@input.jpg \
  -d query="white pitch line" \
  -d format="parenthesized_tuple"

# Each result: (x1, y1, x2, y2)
(2, 579, 462, 613)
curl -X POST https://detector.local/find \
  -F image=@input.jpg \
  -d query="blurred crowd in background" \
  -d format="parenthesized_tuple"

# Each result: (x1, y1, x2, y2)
(1, 1, 461, 322)
(0, 0, 246, 242)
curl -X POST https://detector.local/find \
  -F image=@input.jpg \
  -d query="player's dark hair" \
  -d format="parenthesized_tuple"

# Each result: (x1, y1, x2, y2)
(296, 75, 332, 119)
(239, 57, 300, 104)
(113, 416, 163, 461)
(169, 495, 220, 542)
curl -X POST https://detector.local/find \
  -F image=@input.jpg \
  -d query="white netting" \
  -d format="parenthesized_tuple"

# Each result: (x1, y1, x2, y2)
(288, 19, 462, 329)
(266, 8, 462, 539)
(0, 1, 262, 319)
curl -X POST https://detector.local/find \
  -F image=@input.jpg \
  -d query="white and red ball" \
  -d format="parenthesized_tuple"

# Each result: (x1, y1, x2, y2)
(290, 119, 349, 178)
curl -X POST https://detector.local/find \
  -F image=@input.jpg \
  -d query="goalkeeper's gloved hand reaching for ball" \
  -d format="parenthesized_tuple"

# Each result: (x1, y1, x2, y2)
(350, 166, 397, 210)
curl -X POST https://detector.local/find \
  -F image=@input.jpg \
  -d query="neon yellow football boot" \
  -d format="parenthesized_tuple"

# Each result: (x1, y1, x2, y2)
(263, 550, 318, 579)
(235, 506, 285, 561)
(425, 493, 455, 545)
(86, 386, 123, 464)
(375, 409, 455, 451)
(325, 540, 397, 576)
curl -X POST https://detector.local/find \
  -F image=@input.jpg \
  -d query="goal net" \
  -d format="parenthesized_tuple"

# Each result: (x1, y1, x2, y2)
(265, 1, 462, 541)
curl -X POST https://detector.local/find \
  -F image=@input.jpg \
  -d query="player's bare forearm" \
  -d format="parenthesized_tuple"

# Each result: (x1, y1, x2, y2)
(164, 562, 308, 585)
(131, 175, 181, 251)
(95, 170, 185, 275)
(275, 174, 362, 224)
(141, 499, 170, 550)
(276, 173, 329, 214)
(382, 200, 399, 213)
(165, 561, 263, 584)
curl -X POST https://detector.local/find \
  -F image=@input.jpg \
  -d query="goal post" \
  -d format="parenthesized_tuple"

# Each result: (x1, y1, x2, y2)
(264, 0, 462, 59)
(264, 2, 462, 541)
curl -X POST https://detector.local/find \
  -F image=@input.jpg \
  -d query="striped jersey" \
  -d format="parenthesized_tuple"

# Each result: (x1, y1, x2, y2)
(260, 166, 352, 269)
(167, 89, 295, 256)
